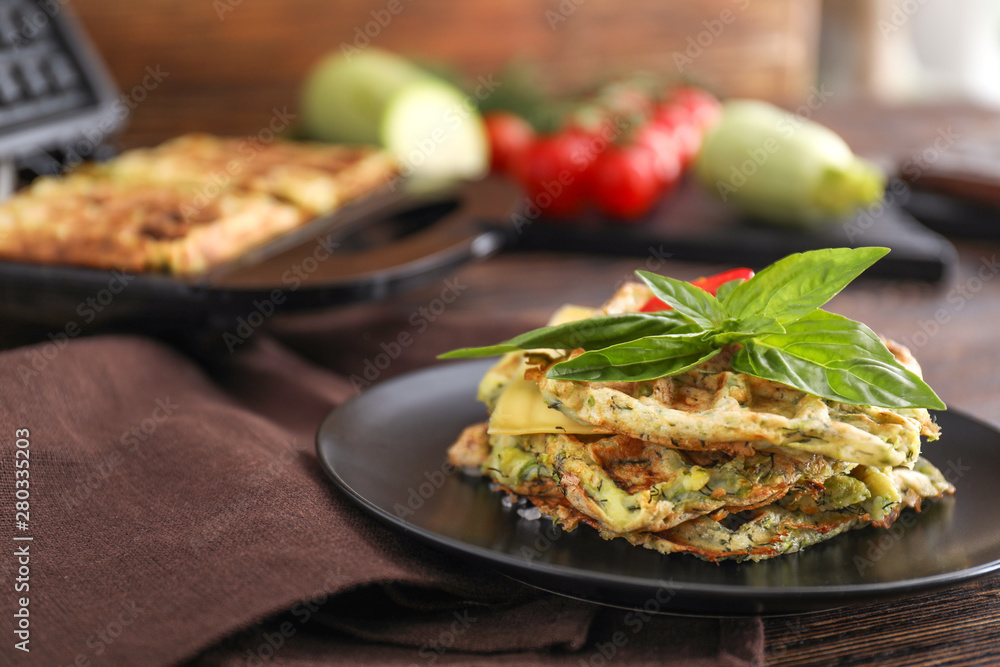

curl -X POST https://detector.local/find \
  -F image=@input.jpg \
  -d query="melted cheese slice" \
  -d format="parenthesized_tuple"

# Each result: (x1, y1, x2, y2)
(488, 374, 605, 435)
(487, 303, 609, 436)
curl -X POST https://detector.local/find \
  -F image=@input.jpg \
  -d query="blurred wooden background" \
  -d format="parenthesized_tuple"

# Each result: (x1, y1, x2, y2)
(73, 0, 821, 147)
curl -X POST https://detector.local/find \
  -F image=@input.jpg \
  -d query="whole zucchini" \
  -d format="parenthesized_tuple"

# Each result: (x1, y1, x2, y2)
(694, 100, 885, 227)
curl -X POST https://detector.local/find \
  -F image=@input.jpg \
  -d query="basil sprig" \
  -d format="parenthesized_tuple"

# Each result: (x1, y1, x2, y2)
(545, 334, 718, 382)
(438, 310, 692, 358)
(440, 247, 945, 410)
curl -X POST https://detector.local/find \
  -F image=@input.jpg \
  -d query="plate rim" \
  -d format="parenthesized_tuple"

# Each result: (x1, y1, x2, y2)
(316, 360, 1000, 610)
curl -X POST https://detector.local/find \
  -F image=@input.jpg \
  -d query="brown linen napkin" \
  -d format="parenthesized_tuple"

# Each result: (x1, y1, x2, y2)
(0, 330, 763, 666)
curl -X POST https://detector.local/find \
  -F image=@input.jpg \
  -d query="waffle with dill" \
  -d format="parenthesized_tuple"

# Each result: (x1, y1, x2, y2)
(446, 282, 953, 562)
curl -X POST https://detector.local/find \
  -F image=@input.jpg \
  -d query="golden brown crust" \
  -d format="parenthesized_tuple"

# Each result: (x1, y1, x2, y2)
(0, 134, 397, 275)
(446, 422, 491, 469)
(93, 134, 397, 215)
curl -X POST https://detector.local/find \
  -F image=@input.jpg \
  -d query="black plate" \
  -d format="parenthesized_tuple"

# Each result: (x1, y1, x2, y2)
(316, 360, 1000, 616)
(0, 178, 515, 330)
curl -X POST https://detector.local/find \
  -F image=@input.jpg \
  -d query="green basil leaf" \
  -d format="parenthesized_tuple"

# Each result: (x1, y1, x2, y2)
(437, 312, 691, 359)
(636, 270, 723, 329)
(546, 334, 719, 382)
(730, 310, 946, 409)
(714, 278, 744, 303)
(723, 247, 889, 325)
(734, 315, 785, 335)
(712, 315, 785, 345)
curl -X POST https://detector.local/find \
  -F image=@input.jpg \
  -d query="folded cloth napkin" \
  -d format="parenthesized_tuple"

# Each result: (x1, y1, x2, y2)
(0, 312, 764, 665)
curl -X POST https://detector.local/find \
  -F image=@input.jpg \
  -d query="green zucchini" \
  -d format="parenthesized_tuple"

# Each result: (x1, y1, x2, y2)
(694, 99, 885, 227)
(300, 48, 488, 180)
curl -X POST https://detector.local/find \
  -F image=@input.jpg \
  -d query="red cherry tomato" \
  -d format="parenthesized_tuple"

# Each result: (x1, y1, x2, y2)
(667, 86, 722, 131)
(592, 144, 661, 221)
(652, 104, 702, 167)
(515, 132, 592, 218)
(484, 112, 535, 175)
(634, 123, 682, 193)
(561, 126, 605, 192)
(640, 268, 755, 312)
